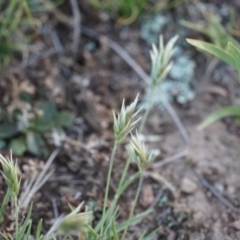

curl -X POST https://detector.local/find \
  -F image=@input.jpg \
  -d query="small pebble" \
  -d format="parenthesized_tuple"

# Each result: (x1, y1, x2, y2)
(181, 177, 198, 194)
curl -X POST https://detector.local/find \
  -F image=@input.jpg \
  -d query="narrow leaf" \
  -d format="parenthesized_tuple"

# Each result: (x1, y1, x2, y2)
(36, 219, 43, 240)
(18, 202, 33, 239)
(228, 42, 240, 81)
(112, 219, 120, 240)
(199, 106, 240, 129)
(116, 209, 153, 232)
(186, 39, 237, 69)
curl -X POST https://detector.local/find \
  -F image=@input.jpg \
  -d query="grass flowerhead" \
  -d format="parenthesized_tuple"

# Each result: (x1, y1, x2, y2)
(0, 153, 20, 197)
(56, 202, 92, 236)
(113, 94, 141, 144)
(150, 35, 178, 89)
(129, 131, 158, 173)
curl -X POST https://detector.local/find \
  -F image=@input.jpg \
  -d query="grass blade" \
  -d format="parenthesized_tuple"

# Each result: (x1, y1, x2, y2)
(17, 202, 33, 240)
(186, 39, 237, 69)
(116, 209, 153, 233)
(36, 219, 43, 240)
(228, 42, 240, 81)
(199, 106, 240, 129)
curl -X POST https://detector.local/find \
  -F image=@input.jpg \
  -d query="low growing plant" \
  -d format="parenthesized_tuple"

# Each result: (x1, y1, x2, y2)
(88, 0, 187, 24)
(0, 153, 93, 239)
(0, 0, 63, 65)
(187, 38, 240, 128)
(0, 97, 74, 157)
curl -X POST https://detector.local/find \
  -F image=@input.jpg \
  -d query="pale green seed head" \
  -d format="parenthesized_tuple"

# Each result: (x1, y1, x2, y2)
(0, 153, 20, 197)
(150, 35, 178, 89)
(57, 202, 92, 236)
(129, 132, 159, 173)
(113, 94, 141, 144)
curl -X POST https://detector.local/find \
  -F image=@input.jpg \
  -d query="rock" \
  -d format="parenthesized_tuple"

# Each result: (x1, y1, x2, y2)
(181, 177, 198, 194)
(232, 221, 240, 231)
(140, 184, 154, 207)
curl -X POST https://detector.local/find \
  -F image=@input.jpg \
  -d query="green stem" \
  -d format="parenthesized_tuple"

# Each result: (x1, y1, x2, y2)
(14, 196, 18, 238)
(139, 106, 151, 133)
(109, 157, 131, 215)
(100, 142, 118, 237)
(121, 174, 144, 240)
(139, 89, 154, 133)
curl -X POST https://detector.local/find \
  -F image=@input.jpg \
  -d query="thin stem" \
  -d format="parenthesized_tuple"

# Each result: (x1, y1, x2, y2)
(14, 196, 19, 238)
(139, 89, 154, 133)
(121, 174, 144, 240)
(107, 157, 131, 218)
(139, 106, 151, 133)
(100, 142, 118, 237)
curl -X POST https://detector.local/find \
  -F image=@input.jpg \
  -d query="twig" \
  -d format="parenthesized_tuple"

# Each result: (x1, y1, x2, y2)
(47, 23, 64, 54)
(19, 149, 60, 209)
(51, 198, 59, 219)
(153, 149, 188, 169)
(69, 0, 81, 59)
(20, 48, 58, 69)
(196, 173, 239, 213)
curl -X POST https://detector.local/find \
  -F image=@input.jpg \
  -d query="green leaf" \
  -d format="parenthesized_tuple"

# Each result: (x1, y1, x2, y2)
(54, 111, 74, 128)
(35, 219, 43, 240)
(139, 227, 161, 240)
(199, 106, 240, 129)
(19, 91, 33, 103)
(10, 137, 27, 156)
(31, 117, 54, 131)
(85, 224, 98, 239)
(26, 131, 48, 157)
(39, 101, 56, 120)
(186, 39, 237, 69)
(17, 202, 33, 240)
(228, 42, 240, 81)
(112, 219, 120, 240)
(0, 123, 19, 138)
(116, 209, 153, 233)
(0, 189, 11, 224)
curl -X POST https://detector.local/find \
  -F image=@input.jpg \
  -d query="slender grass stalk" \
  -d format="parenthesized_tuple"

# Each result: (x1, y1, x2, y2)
(14, 196, 19, 237)
(106, 157, 131, 219)
(139, 105, 151, 134)
(139, 91, 154, 133)
(100, 142, 118, 236)
(121, 175, 143, 240)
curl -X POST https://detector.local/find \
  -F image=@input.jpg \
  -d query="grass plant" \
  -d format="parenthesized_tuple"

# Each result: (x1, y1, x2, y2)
(0, 33, 175, 239)
(187, 39, 240, 128)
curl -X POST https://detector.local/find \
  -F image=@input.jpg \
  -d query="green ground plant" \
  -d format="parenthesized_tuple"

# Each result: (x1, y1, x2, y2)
(88, 0, 187, 24)
(0, 153, 93, 239)
(0, 34, 177, 239)
(0, 0, 62, 65)
(181, 3, 240, 49)
(0, 97, 74, 157)
(187, 39, 240, 129)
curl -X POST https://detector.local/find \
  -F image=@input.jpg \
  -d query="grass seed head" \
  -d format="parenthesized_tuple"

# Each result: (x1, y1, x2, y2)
(129, 131, 158, 173)
(150, 35, 178, 89)
(113, 94, 141, 144)
(0, 153, 20, 197)
(57, 202, 92, 236)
